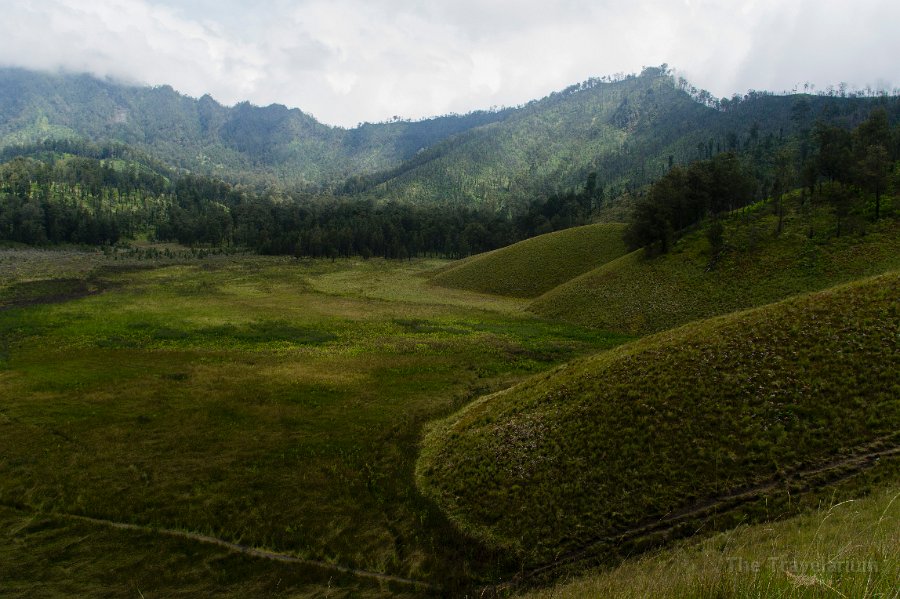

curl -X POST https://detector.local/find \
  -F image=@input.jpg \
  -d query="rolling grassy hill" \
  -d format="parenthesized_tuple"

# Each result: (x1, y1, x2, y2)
(430, 223, 627, 298)
(416, 271, 900, 565)
(530, 193, 900, 335)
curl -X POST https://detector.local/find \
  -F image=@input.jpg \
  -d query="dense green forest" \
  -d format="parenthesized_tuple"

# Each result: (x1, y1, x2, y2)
(5, 66, 898, 199)
(0, 140, 598, 257)
(347, 67, 900, 211)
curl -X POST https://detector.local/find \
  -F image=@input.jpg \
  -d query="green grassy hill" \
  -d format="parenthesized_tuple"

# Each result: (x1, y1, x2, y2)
(430, 223, 627, 298)
(530, 194, 900, 335)
(416, 271, 900, 565)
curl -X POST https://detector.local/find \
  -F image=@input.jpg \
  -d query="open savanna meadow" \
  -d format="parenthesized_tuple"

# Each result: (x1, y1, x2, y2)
(0, 249, 628, 597)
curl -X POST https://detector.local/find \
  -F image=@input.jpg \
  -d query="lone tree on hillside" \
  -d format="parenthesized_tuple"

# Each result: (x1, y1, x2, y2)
(861, 144, 890, 220)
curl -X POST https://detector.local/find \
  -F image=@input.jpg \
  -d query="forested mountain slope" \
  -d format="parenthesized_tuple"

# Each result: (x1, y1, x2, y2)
(0, 67, 512, 188)
(354, 69, 900, 209)
(3, 67, 898, 203)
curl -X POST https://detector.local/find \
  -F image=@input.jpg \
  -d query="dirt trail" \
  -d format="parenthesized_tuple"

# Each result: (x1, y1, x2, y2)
(498, 440, 900, 592)
(5, 507, 439, 592)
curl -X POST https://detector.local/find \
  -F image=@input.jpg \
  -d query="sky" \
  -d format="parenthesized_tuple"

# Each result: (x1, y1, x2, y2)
(1, 0, 898, 127)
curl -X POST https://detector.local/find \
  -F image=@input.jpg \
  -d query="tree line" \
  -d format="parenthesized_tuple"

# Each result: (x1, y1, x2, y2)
(0, 149, 596, 258)
(624, 108, 900, 253)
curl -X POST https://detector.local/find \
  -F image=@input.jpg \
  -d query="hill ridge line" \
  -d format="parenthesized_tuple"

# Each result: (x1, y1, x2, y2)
(1, 503, 439, 591)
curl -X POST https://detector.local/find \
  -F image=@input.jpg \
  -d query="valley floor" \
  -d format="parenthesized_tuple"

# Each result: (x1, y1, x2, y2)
(0, 250, 624, 597)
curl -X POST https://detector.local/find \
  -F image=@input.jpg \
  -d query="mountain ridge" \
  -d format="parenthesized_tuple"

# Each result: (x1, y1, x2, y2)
(2, 66, 898, 203)
(0, 66, 514, 188)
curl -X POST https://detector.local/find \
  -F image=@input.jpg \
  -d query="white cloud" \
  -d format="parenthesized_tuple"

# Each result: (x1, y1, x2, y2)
(0, 0, 897, 127)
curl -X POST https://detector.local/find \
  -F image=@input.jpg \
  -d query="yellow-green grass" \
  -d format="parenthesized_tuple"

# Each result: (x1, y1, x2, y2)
(416, 272, 900, 565)
(0, 253, 628, 595)
(517, 485, 900, 599)
(431, 223, 628, 298)
(530, 201, 900, 335)
(308, 257, 530, 314)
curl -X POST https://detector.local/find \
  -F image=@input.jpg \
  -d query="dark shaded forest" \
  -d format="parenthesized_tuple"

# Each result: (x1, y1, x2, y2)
(0, 140, 598, 257)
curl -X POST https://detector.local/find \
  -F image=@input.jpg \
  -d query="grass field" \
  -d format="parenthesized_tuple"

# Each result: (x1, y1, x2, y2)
(431, 223, 628, 298)
(2, 242, 897, 596)
(0, 251, 629, 596)
(530, 198, 900, 335)
(517, 485, 900, 599)
(417, 272, 900, 566)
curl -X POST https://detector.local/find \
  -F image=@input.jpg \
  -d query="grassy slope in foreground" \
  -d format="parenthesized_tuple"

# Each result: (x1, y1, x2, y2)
(431, 223, 627, 298)
(416, 272, 900, 563)
(517, 485, 899, 599)
(530, 207, 900, 335)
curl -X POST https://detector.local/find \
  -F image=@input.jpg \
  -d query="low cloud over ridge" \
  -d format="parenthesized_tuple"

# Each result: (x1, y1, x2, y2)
(1, 0, 897, 126)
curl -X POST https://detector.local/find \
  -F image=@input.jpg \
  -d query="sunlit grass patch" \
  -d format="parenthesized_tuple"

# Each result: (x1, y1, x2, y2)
(432, 223, 628, 298)
(308, 257, 530, 314)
